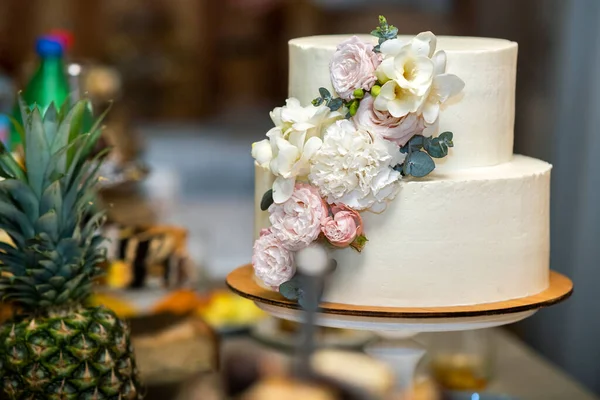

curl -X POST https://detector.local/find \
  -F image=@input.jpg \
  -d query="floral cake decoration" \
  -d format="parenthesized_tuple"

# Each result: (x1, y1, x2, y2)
(251, 16, 465, 303)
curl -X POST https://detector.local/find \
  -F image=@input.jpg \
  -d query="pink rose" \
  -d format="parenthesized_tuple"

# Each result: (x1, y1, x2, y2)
(354, 94, 425, 146)
(330, 36, 382, 100)
(322, 204, 363, 248)
(252, 229, 295, 289)
(268, 183, 328, 251)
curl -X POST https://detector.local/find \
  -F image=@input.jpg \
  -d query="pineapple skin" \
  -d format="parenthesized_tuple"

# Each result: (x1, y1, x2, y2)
(0, 306, 142, 399)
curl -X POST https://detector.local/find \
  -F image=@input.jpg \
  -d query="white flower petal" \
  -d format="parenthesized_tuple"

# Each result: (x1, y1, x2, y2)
(388, 98, 414, 118)
(379, 80, 397, 100)
(301, 136, 323, 161)
(272, 137, 300, 176)
(432, 50, 447, 75)
(272, 176, 296, 203)
(377, 57, 397, 82)
(373, 94, 389, 112)
(251, 139, 272, 167)
(412, 31, 437, 57)
(288, 129, 307, 150)
(380, 38, 410, 56)
(422, 101, 440, 124)
(433, 73, 465, 102)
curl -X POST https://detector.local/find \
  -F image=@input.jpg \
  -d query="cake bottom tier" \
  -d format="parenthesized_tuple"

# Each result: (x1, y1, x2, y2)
(324, 155, 551, 307)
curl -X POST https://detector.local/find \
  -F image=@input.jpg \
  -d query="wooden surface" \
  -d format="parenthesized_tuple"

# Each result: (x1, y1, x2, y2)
(227, 264, 573, 319)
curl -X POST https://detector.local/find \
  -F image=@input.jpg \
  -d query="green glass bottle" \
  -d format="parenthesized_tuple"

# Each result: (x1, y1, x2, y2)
(9, 36, 70, 151)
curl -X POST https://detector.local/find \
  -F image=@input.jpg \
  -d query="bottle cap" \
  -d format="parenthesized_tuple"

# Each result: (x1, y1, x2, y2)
(48, 29, 74, 51)
(35, 36, 63, 57)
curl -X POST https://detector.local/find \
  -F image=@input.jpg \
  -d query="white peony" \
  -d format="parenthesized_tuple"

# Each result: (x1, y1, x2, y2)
(251, 98, 344, 203)
(252, 229, 295, 289)
(309, 120, 403, 213)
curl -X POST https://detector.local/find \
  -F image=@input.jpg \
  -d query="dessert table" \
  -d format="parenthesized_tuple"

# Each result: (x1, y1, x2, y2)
(220, 328, 598, 400)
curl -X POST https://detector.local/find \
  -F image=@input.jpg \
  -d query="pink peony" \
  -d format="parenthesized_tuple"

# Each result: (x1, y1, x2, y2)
(252, 229, 295, 289)
(268, 183, 328, 251)
(330, 36, 382, 100)
(322, 204, 363, 248)
(354, 94, 426, 146)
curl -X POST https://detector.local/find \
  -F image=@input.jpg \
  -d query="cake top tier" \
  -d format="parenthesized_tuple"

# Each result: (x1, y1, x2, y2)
(289, 34, 515, 52)
(289, 34, 518, 171)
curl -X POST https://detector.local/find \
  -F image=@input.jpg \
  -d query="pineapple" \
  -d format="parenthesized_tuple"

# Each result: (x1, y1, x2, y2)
(0, 98, 142, 399)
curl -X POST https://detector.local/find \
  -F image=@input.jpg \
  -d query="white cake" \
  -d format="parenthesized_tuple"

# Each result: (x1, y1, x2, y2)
(252, 31, 551, 308)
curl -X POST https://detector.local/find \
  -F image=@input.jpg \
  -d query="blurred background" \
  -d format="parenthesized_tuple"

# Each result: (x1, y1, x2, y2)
(0, 0, 598, 399)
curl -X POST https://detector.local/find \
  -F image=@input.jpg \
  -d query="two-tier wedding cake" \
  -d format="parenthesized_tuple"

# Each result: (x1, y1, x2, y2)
(251, 17, 551, 308)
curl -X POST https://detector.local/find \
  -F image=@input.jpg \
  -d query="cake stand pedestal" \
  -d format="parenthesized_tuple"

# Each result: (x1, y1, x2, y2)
(227, 265, 573, 396)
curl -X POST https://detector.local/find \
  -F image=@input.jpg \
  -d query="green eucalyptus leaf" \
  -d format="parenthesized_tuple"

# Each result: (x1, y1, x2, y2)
(328, 98, 344, 112)
(401, 135, 425, 154)
(319, 87, 332, 100)
(279, 277, 302, 301)
(260, 189, 274, 211)
(312, 97, 324, 107)
(424, 131, 454, 158)
(403, 150, 435, 178)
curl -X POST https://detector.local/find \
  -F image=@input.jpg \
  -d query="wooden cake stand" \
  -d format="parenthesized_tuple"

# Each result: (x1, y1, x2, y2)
(227, 264, 573, 394)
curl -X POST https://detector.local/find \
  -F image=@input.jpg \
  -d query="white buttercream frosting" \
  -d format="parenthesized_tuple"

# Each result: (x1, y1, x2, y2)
(324, 155, 551, 307)
(252, 33, 551, 308)
(289, 35, 518, 171)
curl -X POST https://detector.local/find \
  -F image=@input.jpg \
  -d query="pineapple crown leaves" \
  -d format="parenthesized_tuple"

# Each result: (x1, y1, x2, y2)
(0, 97, 110, 312)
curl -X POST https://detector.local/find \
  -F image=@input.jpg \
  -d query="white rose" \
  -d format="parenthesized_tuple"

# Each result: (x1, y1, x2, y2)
(251, 98, 344, 203)
(330, 36, 382, 100)
(353, 94, 425, 146)
(309, 120, 403, 213)
(252, 229, 295, 289)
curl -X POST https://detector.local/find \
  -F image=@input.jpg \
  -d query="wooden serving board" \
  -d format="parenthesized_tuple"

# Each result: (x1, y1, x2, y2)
(226, 264, 572, 319)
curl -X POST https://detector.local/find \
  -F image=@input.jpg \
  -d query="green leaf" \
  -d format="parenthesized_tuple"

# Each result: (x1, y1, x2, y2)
(403, 150, 435, 178)
(0, 201, 34, 238)
(43, 103, 59, 145)
(319, 87, 332, 101)
(424, 131, 454, 158)
(350, 235, 368, 252)
(328, 98, 344, 112)
(0, 179, 39, 223)
(279, 276, 303, 301)
(35, 210, 59, 242)
(260, 189, 274, 211)
(49, 276, 66, 289)
(25, 107, 51, 197)
(0, 141, 26, 181)
(400, 135, 425, 154)
(41, 290, 57, 301)
(40, 181, 62, 227)
(52, 100, 87, 174)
